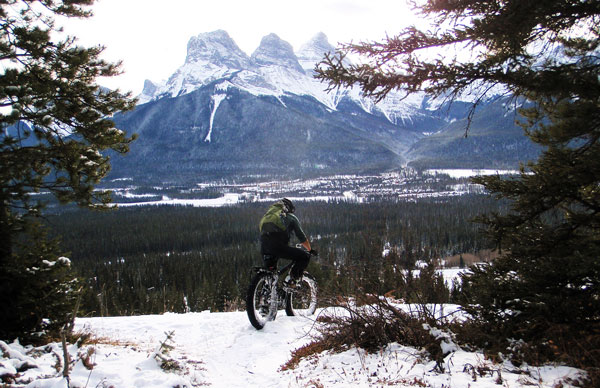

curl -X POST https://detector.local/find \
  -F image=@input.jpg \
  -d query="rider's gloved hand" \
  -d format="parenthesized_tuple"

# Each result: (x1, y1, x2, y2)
(309, 249, 318, 256)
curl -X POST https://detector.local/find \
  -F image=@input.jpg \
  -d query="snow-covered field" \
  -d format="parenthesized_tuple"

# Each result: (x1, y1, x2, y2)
(425, 169, 521, 178)
(110, 169, 505, 208)
(1, 307, 583, 388)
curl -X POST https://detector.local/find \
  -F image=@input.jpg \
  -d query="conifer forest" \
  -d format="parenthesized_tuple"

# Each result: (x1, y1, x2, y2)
(47, 194, 504, 316)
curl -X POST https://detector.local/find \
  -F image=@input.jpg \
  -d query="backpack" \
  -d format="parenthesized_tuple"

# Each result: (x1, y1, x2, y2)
(259, 202, 287, 234)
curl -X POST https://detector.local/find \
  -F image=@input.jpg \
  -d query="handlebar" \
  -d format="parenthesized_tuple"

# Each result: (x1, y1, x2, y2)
(296, 244, 318, 257)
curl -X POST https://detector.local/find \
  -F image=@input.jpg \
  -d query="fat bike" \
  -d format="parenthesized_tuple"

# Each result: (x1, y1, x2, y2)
(246, 253, 318, 330)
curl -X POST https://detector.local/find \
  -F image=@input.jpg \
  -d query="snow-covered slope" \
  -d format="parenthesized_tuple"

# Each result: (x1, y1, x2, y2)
(1, 306, 583, 387)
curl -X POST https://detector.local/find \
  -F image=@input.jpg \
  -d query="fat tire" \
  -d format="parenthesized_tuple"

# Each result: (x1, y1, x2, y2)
(285, 273, 318, 317)
(246, 271, 274, 330)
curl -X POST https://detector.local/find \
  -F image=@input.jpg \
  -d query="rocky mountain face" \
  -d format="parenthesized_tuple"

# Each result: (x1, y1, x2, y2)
(110, 30, 539, 184)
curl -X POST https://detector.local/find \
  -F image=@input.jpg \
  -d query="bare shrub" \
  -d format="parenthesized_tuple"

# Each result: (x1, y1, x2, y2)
(451, 319, 599, 387)
(283, 297, 452, 372)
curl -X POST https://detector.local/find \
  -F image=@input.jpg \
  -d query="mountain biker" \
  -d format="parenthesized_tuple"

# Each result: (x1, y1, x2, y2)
(259, 198, 315, 286)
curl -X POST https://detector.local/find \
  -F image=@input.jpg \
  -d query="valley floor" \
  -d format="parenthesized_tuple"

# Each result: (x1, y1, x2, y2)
(1, 307, 583, 388)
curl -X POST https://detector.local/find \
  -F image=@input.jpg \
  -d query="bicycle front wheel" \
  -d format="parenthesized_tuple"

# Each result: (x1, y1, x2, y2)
(285, 273, 317, 317)
(246, 271, 276, 330)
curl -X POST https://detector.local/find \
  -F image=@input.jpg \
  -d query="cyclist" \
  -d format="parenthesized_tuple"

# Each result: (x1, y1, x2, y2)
(259, 198, 315, 286)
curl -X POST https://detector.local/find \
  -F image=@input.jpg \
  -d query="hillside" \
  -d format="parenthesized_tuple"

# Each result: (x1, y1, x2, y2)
(110, 86, 410, 183)
(406, 99, 542, 169)
(0, 306, 582, 387)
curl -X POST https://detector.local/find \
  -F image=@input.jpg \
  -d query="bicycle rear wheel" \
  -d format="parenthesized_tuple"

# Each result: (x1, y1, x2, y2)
(246, 271, 276, 330)
(285, 273, 317, 317)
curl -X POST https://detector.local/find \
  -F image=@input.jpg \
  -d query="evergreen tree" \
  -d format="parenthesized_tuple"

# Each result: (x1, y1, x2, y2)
(316, 0, 599, 360)
(0, 0, 136, 341)
(1, 220, 79, 342)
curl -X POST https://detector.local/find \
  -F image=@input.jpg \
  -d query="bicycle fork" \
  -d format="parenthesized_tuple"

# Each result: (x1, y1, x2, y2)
(266, 273, 279, 321)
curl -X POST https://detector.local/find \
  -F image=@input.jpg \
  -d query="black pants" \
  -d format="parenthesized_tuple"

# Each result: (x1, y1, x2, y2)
(260, 235, 310, 278)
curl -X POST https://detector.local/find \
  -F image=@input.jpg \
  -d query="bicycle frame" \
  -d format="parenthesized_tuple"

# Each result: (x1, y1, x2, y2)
(247, 255, 318, 329)
(253, 260, 294, 277)
(253, 261, 295, 321)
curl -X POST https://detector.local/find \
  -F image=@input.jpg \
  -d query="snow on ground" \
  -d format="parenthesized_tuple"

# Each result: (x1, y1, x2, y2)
(116, 193, 245, 208)
(289, 343, 582, 388)
(1, 308, 584, 388)
(425, 169, 521, 178)
(116, 193, 349, 208)
(439, 267, 468, 285)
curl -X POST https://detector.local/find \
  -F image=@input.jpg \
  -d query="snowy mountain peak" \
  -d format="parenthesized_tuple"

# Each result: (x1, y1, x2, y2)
(141, 79, 159, 96)
(251, 33, 304, 73)
(297, 32, 336, 74)
(138, 79, 165, 104)
(153, 30, 252, 98)
(298, 32, 334, 61)
(185, 30, 251, 69)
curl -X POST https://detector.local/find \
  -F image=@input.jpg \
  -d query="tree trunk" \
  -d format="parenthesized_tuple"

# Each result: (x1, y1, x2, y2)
(0, 191, 13, 339)
(0, 192, 11, 264)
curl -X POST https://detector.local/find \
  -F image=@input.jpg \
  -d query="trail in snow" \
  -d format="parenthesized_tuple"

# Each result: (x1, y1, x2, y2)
(75, 310, 317, 388)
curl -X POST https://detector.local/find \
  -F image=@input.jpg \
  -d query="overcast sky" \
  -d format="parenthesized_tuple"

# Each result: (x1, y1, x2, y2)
(60, 0, 421, 95)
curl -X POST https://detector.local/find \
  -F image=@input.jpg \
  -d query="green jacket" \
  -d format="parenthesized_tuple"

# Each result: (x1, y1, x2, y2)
(260, 202, 307, 244)
(280, 212, 308, 244)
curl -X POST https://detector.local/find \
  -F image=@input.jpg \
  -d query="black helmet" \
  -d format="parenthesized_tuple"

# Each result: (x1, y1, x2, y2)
(282, 198, 295, 213)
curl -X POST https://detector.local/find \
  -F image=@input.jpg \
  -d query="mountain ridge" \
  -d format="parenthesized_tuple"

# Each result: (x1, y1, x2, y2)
(137, 30, 426, 117)
(112, 30, 540, 184)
